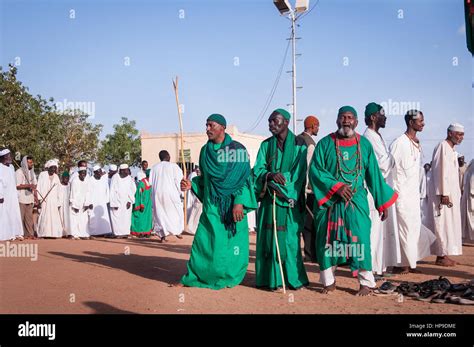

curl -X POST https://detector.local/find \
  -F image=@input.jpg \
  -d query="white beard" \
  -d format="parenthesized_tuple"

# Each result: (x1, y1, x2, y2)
(337, 127, 355, 138)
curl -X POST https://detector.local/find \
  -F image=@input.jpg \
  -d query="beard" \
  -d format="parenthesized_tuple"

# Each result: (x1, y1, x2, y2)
(337, 126, 355, 138)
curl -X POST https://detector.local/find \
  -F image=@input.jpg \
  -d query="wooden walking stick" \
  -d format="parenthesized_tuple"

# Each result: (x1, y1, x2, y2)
(273, 191, 286, 294)
(172, 76, 187, 230)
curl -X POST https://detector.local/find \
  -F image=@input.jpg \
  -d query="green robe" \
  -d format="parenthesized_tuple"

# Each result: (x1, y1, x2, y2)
(131, 179, 153, 236)
(253, 131, 309, 290)
(181, 141, 258, 290)
(309, 133, 398, 274)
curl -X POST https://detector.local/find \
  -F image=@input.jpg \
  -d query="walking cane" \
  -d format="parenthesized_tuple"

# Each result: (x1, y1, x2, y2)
(273, 191, 286, 294)
(173, 76, 187, 231)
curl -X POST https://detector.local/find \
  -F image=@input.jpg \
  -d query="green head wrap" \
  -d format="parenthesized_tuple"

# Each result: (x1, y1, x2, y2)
(338, 106, 358, 118)
(207, 114, 227, 127)
(62, 171, 70, 178)
(364, 102, 383, 118)
(273, 108, 291, 120)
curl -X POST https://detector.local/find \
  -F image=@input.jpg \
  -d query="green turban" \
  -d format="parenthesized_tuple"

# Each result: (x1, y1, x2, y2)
(62, 171, 70, 178)
(273, 108, 291, 120)
(364, 102, 383, 118)
(207, 114, 227, 127)
(338, 105, 358, 118)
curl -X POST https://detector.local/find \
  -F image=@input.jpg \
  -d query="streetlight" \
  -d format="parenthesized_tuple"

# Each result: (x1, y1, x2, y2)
(273, 0, 309, 133)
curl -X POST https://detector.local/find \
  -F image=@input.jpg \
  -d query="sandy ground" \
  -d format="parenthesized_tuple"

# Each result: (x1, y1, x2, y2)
(1, 234, 473, 314)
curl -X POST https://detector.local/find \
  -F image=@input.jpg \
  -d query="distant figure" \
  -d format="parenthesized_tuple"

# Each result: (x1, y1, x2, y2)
(69, 167, 92, 239)
(296, 115, 319, 263)
(458, 155, 467, 193)
(141, 160, 150, 179)
(15, 155, 37, 239)
(37, 159, 62, 238)
(0, 148, 23, 241)
(109, 164, 136, 238)
(131, 171, 153, 237)
(59, 171, 71, 237)
(150, 150, 184, 242)
(184, 166, 202, 235)
(461, 160, 474, 242)
(420, 163, 432, 224)
(426, 123, 465, 267)
(88, 165, 112, 236)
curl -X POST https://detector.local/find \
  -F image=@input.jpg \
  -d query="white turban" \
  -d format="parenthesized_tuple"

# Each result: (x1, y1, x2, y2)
(119, 164, 129, 170)
(77, 167, 87, 172)
(109, 164, 117, 171)
(0, 149, 10, 156)
(45, 159, 59, 168)
(448, 123, 465, 132)
(93, 165, 101, 172)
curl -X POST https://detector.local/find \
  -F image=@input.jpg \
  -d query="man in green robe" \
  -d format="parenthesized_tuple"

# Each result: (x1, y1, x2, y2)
(131, 171, 153, 237)
(179, 114, 258, 290)
(253, 108, 309, 291)
(309, 106, 398, 296)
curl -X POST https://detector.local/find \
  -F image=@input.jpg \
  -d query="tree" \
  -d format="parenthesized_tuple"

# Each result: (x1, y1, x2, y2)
(0, 64, 102, 170)
(97, 117, 141, 166)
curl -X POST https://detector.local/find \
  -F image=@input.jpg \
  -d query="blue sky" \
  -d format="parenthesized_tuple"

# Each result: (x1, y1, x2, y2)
(0, 0, 472, 162)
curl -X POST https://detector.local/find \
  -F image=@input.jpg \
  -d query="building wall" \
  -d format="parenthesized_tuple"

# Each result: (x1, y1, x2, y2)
(141, 125, 267, 168)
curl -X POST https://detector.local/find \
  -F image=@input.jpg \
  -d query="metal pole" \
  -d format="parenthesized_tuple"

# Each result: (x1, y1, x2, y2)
(290, 10, 297, 133)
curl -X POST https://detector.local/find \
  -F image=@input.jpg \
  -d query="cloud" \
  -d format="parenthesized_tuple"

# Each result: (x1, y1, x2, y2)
(457, 24, 466, 35)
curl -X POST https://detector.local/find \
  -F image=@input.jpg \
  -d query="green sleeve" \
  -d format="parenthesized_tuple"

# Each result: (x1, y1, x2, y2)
(253, 140, 269, 197)
(272, 145, 307, 207)
(191, 175, 204, 202)
(309, 138, 344, 208)
(234, 175, 258, 213)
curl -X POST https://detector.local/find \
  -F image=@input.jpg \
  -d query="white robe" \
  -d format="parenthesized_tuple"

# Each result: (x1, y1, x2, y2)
(0, 163, 23, 240)
(390, 134, 435, 268)
(69, 177, 92, 238)
(37, 172, 62, 238)
(109, 174, 136, 236)
(184, 171, 202, 235)
(425, 140, 463, 256)
(363, 128, 401, 274)
(420, 168, 432, 224)
(88, 175, 112, 235)
(59, 183, 71, 236)
(461, 160, 474, 241)
(150, 161, 184, 237)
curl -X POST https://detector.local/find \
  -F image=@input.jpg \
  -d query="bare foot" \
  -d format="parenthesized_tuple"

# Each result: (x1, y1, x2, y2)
(321, 283, 336, 294)
(176, 235, 183, 239)
(409, 268, 422, 274)
(435, 256, 455, 267)
(356, 285, 373, 296)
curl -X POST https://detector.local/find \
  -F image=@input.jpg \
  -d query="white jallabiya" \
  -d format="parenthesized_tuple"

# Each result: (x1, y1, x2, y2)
(150, 161, 184, 237)
(109, 171, 136, 236)
(36, 167, 62, 238)
(425, 139, 463, 256)
(363, 127, 401, 275)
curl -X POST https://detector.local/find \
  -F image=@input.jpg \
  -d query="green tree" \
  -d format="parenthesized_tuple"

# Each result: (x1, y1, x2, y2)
(0, 64, 102, 170)
(97, 117, 141, 166)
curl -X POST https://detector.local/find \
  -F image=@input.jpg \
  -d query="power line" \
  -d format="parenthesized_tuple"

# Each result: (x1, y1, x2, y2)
(243, 32, 291, 134)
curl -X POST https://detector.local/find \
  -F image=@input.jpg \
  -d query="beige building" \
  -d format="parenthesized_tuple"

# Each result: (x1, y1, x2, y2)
(141, 125, 267, 171)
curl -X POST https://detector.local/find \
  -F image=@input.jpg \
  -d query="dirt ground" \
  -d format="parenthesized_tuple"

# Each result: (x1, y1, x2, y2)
(1, 234, 473, 314)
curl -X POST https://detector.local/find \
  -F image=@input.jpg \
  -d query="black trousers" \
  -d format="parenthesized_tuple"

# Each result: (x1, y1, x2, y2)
(302, 193, 317, 262)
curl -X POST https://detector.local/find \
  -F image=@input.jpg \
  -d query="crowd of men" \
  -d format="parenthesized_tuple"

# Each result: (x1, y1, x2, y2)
(0, 104, 472, 296)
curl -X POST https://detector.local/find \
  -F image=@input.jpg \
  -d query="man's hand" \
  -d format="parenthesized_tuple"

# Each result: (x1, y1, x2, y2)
(72, 207, 79, 213)
(88, 204, 93, 210)
(336, 184, 353, 202)
(380, 209, 388, 221)
(112, 207, 119, 211)
(268, 173, 286, 185)
(180, 179, 192, 192)
(0, 198, 3, 204)
(83, 206, 89, 212)
(126, 202, 131, 210)
(233, 204, 244, 223)
(440, 196, 450, 205)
